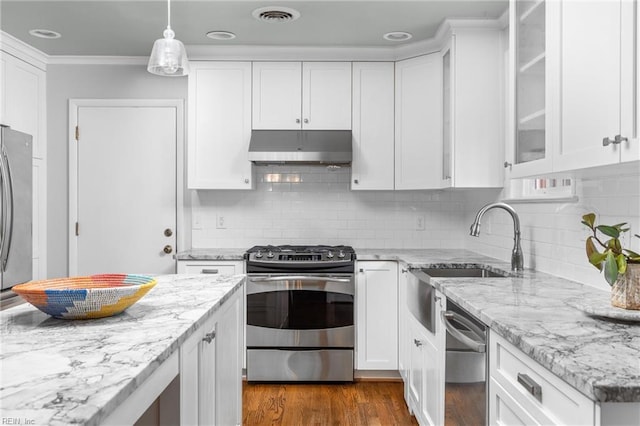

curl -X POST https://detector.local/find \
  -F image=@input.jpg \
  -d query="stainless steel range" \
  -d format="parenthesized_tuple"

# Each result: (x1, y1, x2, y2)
(245, 245, 356, 382)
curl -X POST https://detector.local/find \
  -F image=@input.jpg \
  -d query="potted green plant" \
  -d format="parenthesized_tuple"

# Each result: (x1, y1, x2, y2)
(582, 213, 640, 309)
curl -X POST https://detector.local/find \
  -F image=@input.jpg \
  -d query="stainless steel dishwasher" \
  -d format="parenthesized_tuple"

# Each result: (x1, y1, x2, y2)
(441, 298, 487, 425)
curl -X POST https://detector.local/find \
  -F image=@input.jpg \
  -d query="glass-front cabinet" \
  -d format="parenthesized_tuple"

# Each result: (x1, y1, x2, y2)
(510, 0, 553, 177)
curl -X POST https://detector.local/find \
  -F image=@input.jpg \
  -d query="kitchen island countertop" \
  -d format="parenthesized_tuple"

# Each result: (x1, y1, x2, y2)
(0, 274, 244, 425)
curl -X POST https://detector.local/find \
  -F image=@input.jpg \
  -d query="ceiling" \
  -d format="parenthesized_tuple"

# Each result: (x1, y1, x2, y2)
(0, 1, 508, 57)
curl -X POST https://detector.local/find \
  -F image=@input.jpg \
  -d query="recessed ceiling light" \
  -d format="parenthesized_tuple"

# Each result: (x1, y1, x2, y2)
(206, 31, 236, 41)
(383, 31, 413, 42)
(252, 6, 301, 23)
(29, 29, 61, 39)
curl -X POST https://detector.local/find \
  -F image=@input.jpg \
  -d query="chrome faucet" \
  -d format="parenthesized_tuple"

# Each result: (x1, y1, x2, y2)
(470, 202, 524, 272)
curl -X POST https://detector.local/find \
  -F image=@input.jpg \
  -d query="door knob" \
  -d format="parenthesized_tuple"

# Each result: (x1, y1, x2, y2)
(163, 245, 173, 254)
(164, 228, 173, 237)
(602, 136, 615, 146)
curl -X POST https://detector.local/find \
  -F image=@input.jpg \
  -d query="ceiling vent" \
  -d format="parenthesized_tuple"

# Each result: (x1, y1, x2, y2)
(252, 6, 301, 23)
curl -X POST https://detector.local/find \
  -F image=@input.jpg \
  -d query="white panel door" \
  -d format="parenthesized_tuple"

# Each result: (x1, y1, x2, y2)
(395, 54, 443, 190)
(555, 0, 626, 171)
(302, 62, 352, 130)
(73, 104, 177, 275)
(351, 62, 395, 190)
(252, 61, 302, 130)
(356, 261, 398, 370)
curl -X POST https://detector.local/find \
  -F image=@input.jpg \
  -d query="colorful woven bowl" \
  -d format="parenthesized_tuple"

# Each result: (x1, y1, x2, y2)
(12, 274, 157, 319)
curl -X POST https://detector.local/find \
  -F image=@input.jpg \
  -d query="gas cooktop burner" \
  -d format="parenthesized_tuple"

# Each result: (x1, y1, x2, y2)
(245, 245, 356, 273)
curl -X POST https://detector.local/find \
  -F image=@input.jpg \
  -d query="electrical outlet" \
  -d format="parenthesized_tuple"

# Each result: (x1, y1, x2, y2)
(193, 213, 202, 230)
(416, 214, 426, 231)
(216, 215, 226, 229)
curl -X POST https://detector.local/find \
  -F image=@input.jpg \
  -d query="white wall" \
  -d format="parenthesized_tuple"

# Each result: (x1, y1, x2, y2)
(191, 165, 477, 249)
(46, 64, 186, 278)
(465, 167, 640, 291)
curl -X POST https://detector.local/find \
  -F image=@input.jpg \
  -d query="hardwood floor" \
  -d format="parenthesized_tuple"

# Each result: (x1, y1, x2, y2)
(243, 381, 419, 425)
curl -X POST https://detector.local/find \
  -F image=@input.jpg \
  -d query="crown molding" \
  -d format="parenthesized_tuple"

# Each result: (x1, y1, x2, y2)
(0, 31, 48, 70)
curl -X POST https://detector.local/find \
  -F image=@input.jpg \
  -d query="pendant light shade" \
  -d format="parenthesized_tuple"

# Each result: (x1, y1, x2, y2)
(148, 0, 189, 76)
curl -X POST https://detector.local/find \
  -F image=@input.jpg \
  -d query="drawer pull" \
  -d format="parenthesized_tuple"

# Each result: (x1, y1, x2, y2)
(201, 269, 219, 274)
(517, 373, 542, 402)
(202, 331, 216, 344)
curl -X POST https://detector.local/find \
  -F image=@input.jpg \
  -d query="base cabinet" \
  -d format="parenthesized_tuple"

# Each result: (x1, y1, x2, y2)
(355, 261, 398, 370)
(176, 260, 244, 275)
(489, 331, 594, 426)
(181, 288, 242, 426)
(405, 287, 445, 426)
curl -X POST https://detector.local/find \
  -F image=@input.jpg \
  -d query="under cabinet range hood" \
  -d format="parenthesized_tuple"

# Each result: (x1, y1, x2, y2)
(248, 130, 352, 165)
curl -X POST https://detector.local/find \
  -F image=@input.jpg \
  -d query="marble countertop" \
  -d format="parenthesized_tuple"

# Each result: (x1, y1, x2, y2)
(375, 249, 639, 403)
(0, 274, 245, 426)
(174, 248, 245, 261)
(176, 247, 639, 402)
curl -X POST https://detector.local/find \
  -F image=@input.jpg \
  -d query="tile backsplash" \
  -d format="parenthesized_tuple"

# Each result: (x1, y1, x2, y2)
(191, 165, 474, 250)
(190, 164, 639, 291)
(465, 168, 640, 291)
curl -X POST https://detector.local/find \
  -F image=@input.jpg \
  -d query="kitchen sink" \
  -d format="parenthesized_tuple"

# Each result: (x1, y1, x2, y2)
(421, 267, 509, 278)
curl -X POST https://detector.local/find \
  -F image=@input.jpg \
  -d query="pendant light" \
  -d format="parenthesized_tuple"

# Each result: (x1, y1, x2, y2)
(147, 0, 189, 76)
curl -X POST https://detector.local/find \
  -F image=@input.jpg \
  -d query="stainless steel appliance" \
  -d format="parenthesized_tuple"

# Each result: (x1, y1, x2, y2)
(0, 126, 32, 297)
(245, 245, 356, 382)
(441, 299, 488, 425)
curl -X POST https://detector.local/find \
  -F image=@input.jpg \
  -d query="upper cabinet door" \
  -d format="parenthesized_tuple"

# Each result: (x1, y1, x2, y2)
(252, 62, 302, 130)
(351, 62, 395, 190)
(302, 62, 352, 130)
(395, 54, 443, 190)
(188, 62, 253, 189)
(554, 0, 634, 171)
(508, 0, 554, 178)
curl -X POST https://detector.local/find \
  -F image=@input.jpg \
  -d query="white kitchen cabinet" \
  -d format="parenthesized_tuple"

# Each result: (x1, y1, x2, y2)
(176, 260, 244, 275)
(407, 291, 445, 426)
(181, 287, 242, 426)
(395, 54, 443, 190)
(351, 62, 395, 190)
(398, 265, 410, 392)
(489, 330, 595, 426)
(440, 27, 504, 188)
(355, 261, 398, 370)
(187, 61, 253, 189)
(0, 50, 46, 281)
(508, 0, 555, 178)
(252, 61, 352, 130)
(554, 0, 638, 171)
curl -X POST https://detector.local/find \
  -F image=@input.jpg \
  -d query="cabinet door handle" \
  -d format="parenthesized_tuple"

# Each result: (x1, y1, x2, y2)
(202, 331, 216, 344)
(413, 339, 422, 347)
(614, 134, 628, 144)
(296, 118, 301, 124)
(353, 179, 359, 184)
(517, 373, 542, 402)
(201, 269, 219, 274)
(304, 118, 309, 124)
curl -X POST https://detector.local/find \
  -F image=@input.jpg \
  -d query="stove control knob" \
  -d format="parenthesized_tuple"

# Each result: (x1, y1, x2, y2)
(338, 250, 345, 258)
(327, 251, 334, 259)
(255, 250, 263, 259)
(267, 251, 275, 259)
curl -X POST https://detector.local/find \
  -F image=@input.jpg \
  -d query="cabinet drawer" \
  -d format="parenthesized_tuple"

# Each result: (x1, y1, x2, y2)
(177, 261, 243, 275)
(490, 331, 594, 425)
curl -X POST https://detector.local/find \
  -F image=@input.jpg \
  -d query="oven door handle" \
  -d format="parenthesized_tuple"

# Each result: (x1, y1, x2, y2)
(251, 276, 351, 284)
(440, 311, 486, 353)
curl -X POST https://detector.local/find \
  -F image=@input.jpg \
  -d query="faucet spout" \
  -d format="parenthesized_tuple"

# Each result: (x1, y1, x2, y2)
(470, 202, 524, 271)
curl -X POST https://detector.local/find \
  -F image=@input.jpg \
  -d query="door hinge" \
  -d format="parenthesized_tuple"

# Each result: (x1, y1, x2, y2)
(75, 126, 79, 141)
(75, 222, 79, 236)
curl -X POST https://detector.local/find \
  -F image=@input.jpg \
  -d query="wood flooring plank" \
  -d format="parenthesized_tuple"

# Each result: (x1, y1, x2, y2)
(243, 382, 419, 426)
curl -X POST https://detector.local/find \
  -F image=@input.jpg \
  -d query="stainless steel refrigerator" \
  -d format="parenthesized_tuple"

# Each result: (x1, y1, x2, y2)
(0, 125, 32, 292)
